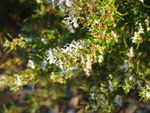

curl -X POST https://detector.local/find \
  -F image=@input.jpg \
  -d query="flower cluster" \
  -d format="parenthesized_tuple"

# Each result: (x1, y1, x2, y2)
(84, 56, 92, 76)
(64, 14, 79, 28)
(131, 23, 144, 43)
(46, 39, 106, 80)
(27, 59, 35, 69)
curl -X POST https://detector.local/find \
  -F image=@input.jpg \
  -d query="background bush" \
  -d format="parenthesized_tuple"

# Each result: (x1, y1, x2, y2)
(0, 0, 150, 112)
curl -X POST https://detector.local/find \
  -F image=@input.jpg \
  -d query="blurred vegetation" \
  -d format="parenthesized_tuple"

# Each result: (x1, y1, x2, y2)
(0, 0, 150, 113)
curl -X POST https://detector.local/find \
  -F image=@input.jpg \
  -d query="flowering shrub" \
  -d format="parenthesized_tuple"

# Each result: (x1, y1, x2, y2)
(1, 0, 150, 112)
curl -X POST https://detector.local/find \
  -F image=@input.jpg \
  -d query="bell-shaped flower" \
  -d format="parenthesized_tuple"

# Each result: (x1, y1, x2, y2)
(139, 0, 144, 3)
(84, 56, 92, 76)
(138, 23, 144, 34)
(129, 47, 134, 57)
(131, 32, 138, 43)
(111, 31, 117, 38)
(64, 14, 74, 25)
(98, 55, 103, 63)
(47, 49, 55, 64)
(56, 59, 64, 72)
(16, 74, 22, 86)
(27, 60, 35, 69)
(71, 18, 79, 28)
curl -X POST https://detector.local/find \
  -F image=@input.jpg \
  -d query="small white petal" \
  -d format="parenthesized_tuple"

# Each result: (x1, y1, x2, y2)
(146, 92, 150, 98)
(139, 0, 144, 3)
(111, 31, 117, 38)
(41, 60, 47, 70)
(67, 25, 75, 33)
(16, 74, 22, 86)
(27, 60, 35, 69)
(47, 49, 55, 64)
(129, 47, 134, 57)
(65, 0, 72, 7)
(109, 80, 114, 92)
(98, 55, 103, 63)
(57, 0, 64, 6)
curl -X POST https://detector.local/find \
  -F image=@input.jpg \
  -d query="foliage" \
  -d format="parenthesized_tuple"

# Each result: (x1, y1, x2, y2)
(1, 0, 150, 112)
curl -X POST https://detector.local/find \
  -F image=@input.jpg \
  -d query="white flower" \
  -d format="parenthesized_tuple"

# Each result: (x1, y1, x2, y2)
(94, 19, 99, 24)
(61, 40, 82, 53)
(146, 84, 150, 90)
(84, 68, 90, 76)
(0, 74, 5, 80)
(86, 56, 91, 69)
(139, 0, 144, 3)
(41, 38, 45, 42)
(84, 56, 92, 76)
(129, 47, 134, 57)
(64, 14, 74, 25)
(109, 80, 114, 92)
(129, 76, 133, 81)
(61, 46, 69, 53)
(131, 24, 144, 43)
(111, 31, 117, 38)
(59, 5, 65, 11)
(57, 0, 64, 6)
(64, 14, 79, 28)
(65, 64, 78, 72)
(78, 44, 83, 49)
(147, 27, 150, 31)
(56, 59, 64, 72)
(47, 49, 55, 64)
(65, 0, 72, 7)
(100, 51, 103, 54)
(67, 25, 75, 33)
(98, 55, 103, 63)
(71, 18, 79, 28)
(27, 60, 35, 69)
(124, 60, 128, 71)
(41, 60, 47, 70)
(16, 74, 22, 86)
(131, 32, 138, 43)
(62, 42, 73, 53)
(146, 92, 150, 98)
(138, 23, 144, 34)
(81, 55, 85, 64)
(90, 93, 95, 99)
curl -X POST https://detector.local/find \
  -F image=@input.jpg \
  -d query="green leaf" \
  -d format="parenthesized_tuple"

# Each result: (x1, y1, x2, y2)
(32, 79, 40, 90)
(7, 33, 13, 39)
(136, 42, 140, 50)
(3, 104, 7, 111)
(36, 54, 43, 59)
(85, 105, 90, 111)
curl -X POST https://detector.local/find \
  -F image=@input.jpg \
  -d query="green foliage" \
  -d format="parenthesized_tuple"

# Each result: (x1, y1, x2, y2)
(1, 0, 150, 112)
